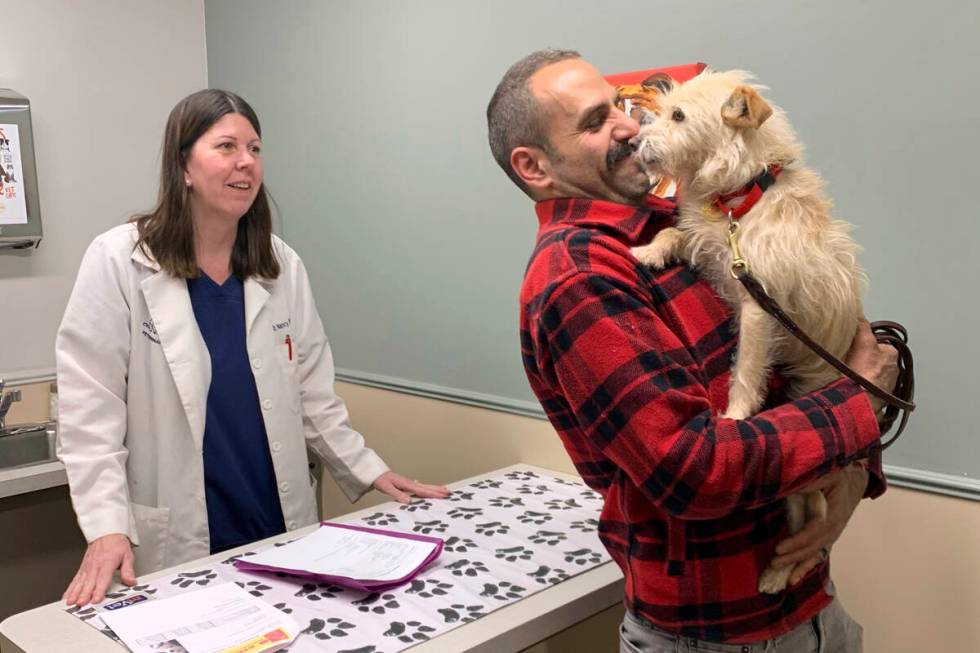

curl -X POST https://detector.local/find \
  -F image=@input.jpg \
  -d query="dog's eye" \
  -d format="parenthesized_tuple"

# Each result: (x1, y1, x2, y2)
(671, 108, 685, 122)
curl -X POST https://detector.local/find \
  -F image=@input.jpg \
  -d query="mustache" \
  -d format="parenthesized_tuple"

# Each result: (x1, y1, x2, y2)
(606, 141, 634, 170)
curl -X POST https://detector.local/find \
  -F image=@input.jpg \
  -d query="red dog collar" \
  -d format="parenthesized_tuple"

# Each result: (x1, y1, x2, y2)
(712, 164, 783, 220)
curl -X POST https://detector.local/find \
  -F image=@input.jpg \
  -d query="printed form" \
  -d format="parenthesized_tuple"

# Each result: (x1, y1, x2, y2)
(99, 583, 298, 653)
(245, 525, 438, 581)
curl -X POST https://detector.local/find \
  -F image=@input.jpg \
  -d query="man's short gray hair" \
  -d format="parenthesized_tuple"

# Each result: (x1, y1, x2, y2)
(487, 49, 580, 196)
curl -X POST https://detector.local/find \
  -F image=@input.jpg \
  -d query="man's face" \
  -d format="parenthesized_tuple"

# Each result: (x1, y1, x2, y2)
(530, 59, 651, 204)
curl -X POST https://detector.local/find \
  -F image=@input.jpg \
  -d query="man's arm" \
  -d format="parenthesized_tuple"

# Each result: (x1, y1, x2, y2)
(530, 270, 884, 520)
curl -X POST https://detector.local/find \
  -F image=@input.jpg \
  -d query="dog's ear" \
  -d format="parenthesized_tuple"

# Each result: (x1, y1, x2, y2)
(721, 85, 772, 129)
(641, 72, 674, 95)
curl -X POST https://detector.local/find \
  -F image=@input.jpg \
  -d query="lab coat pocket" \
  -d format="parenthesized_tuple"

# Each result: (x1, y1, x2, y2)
(131, 503, 171, 575)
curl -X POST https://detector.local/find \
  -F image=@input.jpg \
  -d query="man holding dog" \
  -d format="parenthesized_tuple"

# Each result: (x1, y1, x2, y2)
(487, 49, 898, 652)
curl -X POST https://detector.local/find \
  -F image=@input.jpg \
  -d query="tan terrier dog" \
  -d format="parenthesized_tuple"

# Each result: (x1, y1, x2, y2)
(630, 70, 867, 593)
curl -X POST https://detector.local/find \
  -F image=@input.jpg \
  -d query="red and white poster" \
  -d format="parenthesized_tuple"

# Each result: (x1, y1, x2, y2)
(0, 124, 28, 225)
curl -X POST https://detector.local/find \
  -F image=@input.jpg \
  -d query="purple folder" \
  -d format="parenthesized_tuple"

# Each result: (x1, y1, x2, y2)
(233, 521, 444, 592)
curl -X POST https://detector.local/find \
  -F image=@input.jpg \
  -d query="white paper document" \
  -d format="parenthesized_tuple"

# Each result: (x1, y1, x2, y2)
(245, 525, 437, 581)
(99, 582, 299, 653)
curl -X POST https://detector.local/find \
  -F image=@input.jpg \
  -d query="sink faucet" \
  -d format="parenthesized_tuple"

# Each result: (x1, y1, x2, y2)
(0, 378, 22, 431)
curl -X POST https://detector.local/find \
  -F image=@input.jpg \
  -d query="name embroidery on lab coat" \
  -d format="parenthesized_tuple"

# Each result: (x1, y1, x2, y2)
(272, 318, 291, 332)
(141, 320, 160, 344)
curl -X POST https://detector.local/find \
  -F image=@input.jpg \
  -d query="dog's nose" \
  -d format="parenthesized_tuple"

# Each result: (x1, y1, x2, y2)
(628, 136, 642, 152)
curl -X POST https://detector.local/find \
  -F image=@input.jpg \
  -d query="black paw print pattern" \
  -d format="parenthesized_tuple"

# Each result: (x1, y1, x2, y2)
(399, 499, 433, 512)
(273, 602, 293, 614)
(363, 511, 400, 526)
(517, 510, 552, 525)
(446, 507, 483, 520)
(488, 496, 525, 509)
(504, 470, 540, 482)
(480, 581, 527, 601)
(529, 530, 567, 546)
(170, 569, 217, 588)
(494, 545, 533, 562)
(551, 476, 581, 487)
(564, 548, 604, 566)
(383, 620, 437, 644)
(528, 565, 571, 585)
(406, 579, 454, 598)
(337, 647, 377, 653)
(235, 580, 273, 597)
(470, 479, 503, 490)
(295, 582, 346, 601)
(544, 498, 583, 511)
(353, 592, 400, 614)
(220, 550, 256, 565)
(102, 583, 158, 601)
(65, 605, 98, 622)
(446, 559, 489, 577)
(412, 519, 449, 534)
(302, 617, 356, 641)
(515, 483, 549, 495)
(447, 490, 475, 502)
(570, 518, 600, 532)
(443, 536, 478, 553)
(474, 521, 510, 537)
(579, 488, 603, 501)
(437, 603, 487, 624)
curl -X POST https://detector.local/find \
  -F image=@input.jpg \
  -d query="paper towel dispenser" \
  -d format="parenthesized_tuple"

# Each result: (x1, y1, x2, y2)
(0, 90, 42, 251)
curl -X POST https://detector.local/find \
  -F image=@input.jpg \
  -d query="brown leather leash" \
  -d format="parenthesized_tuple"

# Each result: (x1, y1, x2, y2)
(727, 219, 915, 450)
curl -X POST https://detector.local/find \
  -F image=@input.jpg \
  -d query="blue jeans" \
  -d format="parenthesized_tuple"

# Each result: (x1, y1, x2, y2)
(619, 593, 863, 653)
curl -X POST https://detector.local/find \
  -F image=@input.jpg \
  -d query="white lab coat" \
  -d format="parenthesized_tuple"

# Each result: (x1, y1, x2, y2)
(55, 223, 388, 574)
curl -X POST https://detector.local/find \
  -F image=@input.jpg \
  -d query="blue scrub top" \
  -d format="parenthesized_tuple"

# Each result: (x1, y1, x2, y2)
(187, 273, 286, 553)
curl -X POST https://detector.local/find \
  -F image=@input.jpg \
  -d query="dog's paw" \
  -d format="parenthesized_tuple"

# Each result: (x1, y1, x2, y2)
(758, 566, 792, 594)
(632, 228, 685, 269)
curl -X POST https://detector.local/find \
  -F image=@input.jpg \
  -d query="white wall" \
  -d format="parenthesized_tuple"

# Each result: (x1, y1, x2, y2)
(0, 0, 208, 381)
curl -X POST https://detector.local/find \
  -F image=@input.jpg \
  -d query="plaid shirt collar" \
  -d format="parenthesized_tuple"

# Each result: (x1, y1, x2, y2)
(534, 196, 677, 246)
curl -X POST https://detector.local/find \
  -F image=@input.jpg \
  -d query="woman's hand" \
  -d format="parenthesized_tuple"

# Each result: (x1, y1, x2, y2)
(372, 471, 450, 503)
(63, 533, 137, 607)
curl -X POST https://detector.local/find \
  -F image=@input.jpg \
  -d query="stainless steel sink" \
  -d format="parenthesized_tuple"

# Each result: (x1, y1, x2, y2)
(0, 422, 57, 469)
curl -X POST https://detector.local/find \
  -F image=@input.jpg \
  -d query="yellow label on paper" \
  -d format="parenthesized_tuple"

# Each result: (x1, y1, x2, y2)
(217, 628, 292, 653)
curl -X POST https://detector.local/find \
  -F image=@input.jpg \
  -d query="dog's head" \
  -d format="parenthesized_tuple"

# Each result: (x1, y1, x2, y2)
(630, 70, 798, 194)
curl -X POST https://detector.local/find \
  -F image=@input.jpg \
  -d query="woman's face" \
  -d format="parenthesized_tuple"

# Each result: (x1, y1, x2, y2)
(184, 112, 263, 224)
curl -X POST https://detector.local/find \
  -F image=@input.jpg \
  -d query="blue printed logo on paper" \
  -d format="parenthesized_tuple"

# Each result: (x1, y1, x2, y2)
(102, 594, 150, 611)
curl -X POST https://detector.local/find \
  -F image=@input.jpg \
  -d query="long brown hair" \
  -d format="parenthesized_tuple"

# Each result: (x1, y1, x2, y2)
(132, 89, 280, 279)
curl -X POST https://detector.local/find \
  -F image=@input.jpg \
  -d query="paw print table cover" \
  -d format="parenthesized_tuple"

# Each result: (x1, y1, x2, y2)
(65, 468, 611, 652)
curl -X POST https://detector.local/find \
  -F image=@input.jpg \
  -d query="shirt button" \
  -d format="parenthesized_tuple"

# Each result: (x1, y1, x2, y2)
(279, 482, 290, 493)
(287, 521, 297, 530)
(271, 441, 282, 452)
(252, 358, 263, 370)
(262, 399, 272, 410)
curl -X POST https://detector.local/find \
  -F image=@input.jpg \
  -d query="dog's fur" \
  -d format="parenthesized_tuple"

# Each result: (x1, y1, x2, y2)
(630, 70, 867, 593)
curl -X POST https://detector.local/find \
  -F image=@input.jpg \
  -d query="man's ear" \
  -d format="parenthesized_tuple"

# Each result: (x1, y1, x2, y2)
(721, 85, 772, 129)
(510, 146, 552, 193)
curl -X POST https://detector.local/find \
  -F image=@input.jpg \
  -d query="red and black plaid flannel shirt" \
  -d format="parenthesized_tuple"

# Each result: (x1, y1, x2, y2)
(519, 197, 885, 643)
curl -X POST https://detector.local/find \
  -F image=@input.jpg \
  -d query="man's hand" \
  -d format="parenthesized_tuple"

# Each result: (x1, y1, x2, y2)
(844, 318, 899, 413)
(372, 471, 450, 504)
(769, 464, 869, 585)
(63, 533, 136, 607)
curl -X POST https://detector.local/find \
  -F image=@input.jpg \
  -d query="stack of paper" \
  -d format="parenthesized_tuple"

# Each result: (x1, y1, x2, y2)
(234, 522, 444, 591)
(99, 583, 299, 653)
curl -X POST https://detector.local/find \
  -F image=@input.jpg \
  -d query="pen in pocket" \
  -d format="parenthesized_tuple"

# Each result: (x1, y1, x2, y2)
(285, 334, 293, 361)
